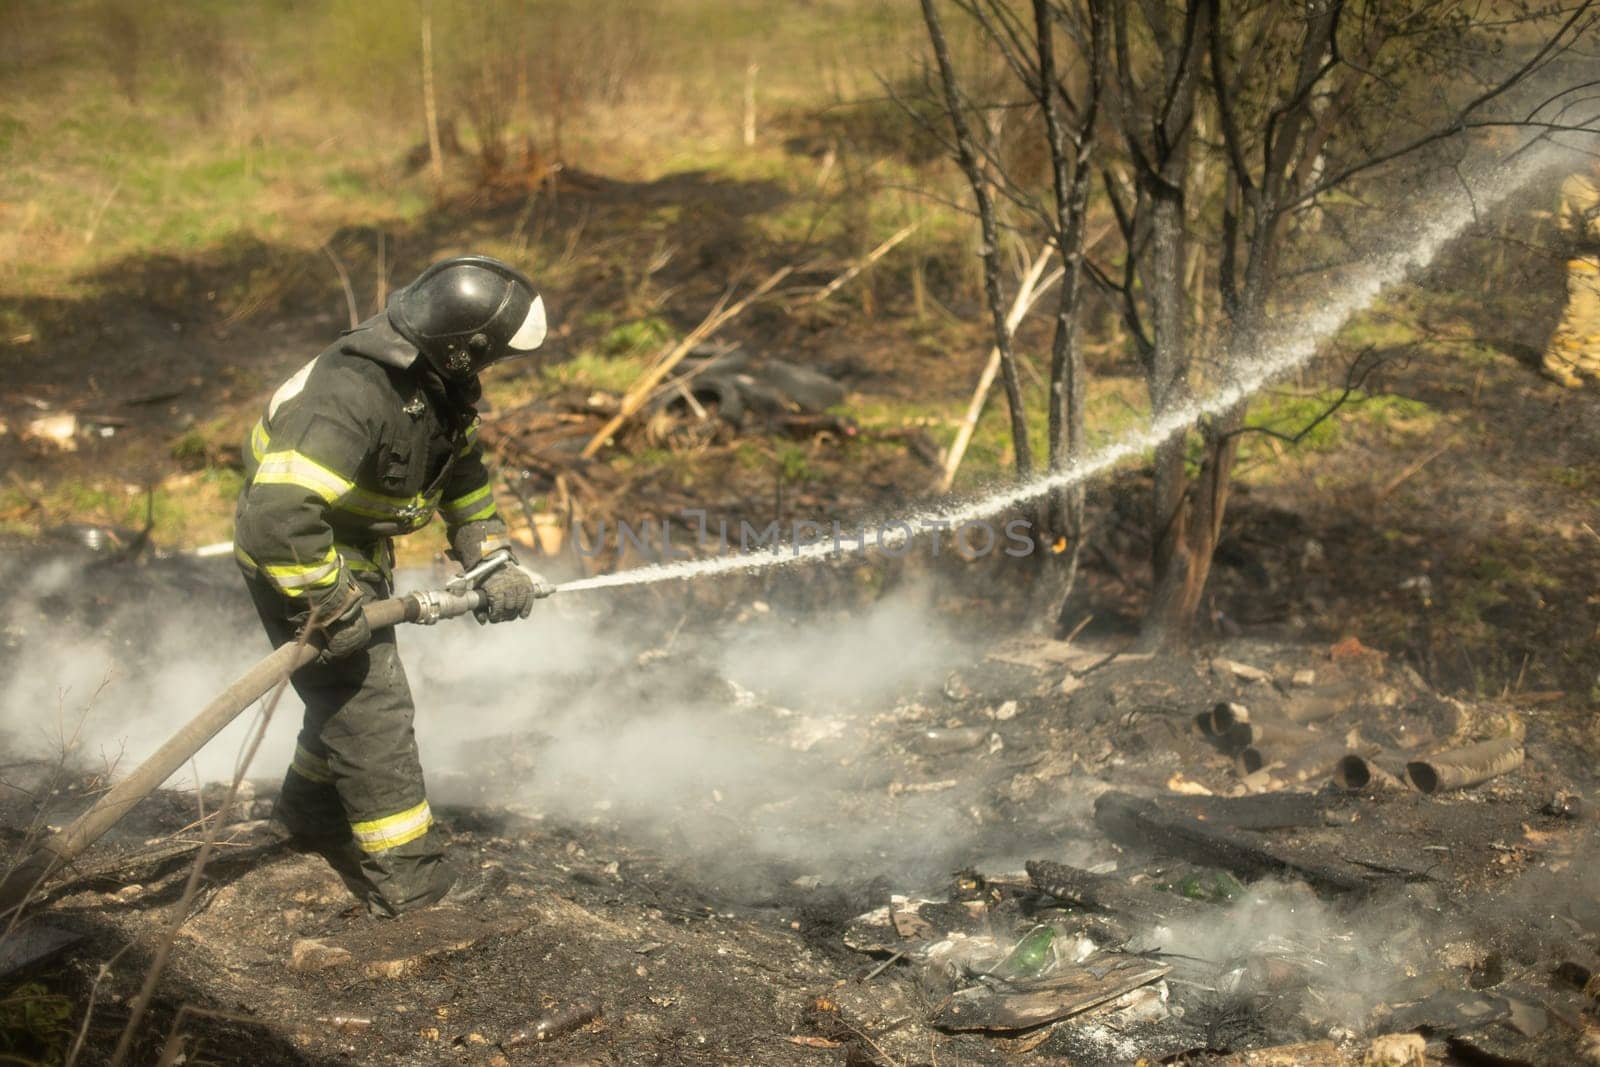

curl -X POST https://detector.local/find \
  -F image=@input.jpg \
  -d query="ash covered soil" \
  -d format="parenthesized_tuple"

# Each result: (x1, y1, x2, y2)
(2, 556, 1598, 1065)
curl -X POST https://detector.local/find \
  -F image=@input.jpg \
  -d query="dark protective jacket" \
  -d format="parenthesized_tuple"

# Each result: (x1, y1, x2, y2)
(234, 313, 509, 603)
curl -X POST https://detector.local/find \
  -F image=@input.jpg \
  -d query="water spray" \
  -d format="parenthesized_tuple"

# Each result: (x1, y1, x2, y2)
(553, 147, 1564, 596)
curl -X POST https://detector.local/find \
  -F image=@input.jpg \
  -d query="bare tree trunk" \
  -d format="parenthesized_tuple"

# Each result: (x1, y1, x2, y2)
(742, 60, 759, 147)
(1111, 0, 1209, 648)
(421, 0, 445, 191)
(1142, 182, 1200, 646)
(1144, 0, 1341, 644)
(1031, 0, 1107, 631)
(920, 0, 1035, 478)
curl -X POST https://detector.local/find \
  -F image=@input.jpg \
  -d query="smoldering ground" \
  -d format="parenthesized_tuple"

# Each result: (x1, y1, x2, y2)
(0, 549, 1021, 897)
(5, 547, 1597, 1065)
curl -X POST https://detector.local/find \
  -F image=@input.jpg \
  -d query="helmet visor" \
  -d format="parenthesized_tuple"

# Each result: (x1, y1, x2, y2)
(506, 294, 547, 352)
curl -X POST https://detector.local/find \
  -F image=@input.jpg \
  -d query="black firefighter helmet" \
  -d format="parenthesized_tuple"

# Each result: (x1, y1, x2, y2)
(387, 254, 547, 379)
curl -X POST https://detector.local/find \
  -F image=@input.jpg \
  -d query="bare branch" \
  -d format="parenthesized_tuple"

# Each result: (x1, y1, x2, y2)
(1292, 1, 1600, 208)
(1219, 346, 1391, 445)
(920, 0, 1035, 475)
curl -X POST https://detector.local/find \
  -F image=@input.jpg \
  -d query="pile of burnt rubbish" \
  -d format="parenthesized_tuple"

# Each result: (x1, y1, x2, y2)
(812, 787, 1598, 1065)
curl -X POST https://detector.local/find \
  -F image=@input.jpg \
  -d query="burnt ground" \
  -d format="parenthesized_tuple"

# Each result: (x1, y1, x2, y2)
(1, 547, 1597, 1065)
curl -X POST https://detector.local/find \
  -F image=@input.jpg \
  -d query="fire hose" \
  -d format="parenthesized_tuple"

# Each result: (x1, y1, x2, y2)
(0, 551, 519, 918)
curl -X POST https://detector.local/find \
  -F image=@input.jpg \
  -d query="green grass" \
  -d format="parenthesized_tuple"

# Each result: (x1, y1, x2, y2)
(601, 317, 674, 357)
(0, 468, 242, 546)
(844, 375, 1152, 489)
(1545, 463, 1600, 496)
(0, 981, 73, 1065)
(537, 351, 650, 394)
(0, 0, 926, 296)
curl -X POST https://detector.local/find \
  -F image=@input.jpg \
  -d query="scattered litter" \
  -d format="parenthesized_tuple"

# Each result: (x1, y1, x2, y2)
(23, 413, 78, 451)
(290, 938, 353, 973)
(888, 778, 959, 796)
(1221, 1039, 1342, 1065)
(1213, 658, 1273, 684)
(1364, 1032, 1425, 1066)
(504, 995, 603, 1046)
(933, 953, 1170, 1032)
(316, 1016, 373, 1035)
(1165, 773, 1214, 796)
(1541, 793, 1588, 820)
(993, 924, 1055, 979)
(911, 726, 987, 756)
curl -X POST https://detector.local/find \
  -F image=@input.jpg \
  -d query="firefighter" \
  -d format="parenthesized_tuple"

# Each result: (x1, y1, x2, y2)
(233, 254, 552, 916)
(1543, 165, 1600, 389)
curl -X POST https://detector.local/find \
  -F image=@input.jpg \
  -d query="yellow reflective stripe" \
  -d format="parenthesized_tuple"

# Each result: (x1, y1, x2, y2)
(440, 484, 495, 524)
(351, 800, 433, 852)
(234, 544, 260, 573)
(260, 545, 338, 579)
(454, 500, 498, 524)
(444, 483, 491, 512)
(337, 488, 442, 524)
(264, 555, 342, 593)
(455, 421, 481, 458)
(254, 450, 356, 504)
(336, 541, 389, 576)
(252, 421, 436, 526)
(291, 744, 334, 784)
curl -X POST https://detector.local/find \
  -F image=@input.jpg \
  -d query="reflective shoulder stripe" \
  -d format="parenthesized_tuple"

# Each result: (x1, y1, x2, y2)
(290, 743, 334, 784)
(250, 420, 270, 463)
(351, 799, 433, 852)
(268, 358, 318, 421)
(254, 450, 356, 504)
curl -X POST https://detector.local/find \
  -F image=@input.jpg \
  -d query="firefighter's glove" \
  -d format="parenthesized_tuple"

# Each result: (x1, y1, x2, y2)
(476, 566, 545, 624)
(308, 583, 372, 663)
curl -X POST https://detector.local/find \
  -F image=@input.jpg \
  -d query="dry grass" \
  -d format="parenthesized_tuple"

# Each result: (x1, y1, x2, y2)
(0, 0, 927, 299)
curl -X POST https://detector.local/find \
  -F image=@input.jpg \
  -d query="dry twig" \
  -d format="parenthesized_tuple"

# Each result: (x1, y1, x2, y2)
(580, 265, 794, 459)
(939, 245, 1062, 493)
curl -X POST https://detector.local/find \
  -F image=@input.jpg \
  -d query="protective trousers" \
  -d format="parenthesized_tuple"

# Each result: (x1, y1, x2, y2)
(1543, 255, 1600, 388)
(244, 571, 453, 917)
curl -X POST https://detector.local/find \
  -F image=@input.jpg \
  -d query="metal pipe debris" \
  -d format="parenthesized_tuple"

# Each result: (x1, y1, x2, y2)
(1405, 737, 1524, 794)
(1223, 720, 1319, 757)
(1334, 752, 1411, 793)
(1206, 701, 1251, 736)
(1237, 740, 1345, 782)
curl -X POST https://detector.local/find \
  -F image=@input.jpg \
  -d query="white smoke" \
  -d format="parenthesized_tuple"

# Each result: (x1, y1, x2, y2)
(0, 559, 996, 889)
(1130, 880, 1437, 1033)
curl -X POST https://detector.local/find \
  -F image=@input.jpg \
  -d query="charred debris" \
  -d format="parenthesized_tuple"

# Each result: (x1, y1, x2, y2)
(4, 595, 1597, 1065)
